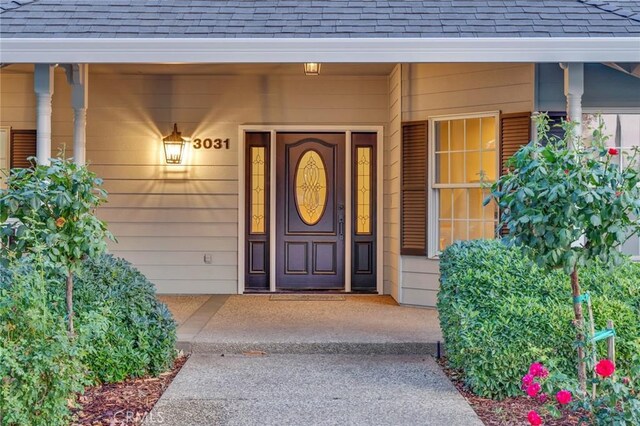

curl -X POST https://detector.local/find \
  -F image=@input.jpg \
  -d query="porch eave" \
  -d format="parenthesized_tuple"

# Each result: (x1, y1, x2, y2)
(1, 37, 639, 64)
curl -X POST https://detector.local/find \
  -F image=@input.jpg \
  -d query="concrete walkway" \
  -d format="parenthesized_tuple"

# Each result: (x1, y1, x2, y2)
(144, 354, 483, 426)
(147, 296, 481, 425)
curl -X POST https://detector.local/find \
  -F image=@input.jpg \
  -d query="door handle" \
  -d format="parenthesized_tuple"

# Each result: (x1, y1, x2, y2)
(338, 203, 345, 240)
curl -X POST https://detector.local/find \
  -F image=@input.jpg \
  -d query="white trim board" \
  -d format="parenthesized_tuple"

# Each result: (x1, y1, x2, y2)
(238, 125, 385, 296)
(1, 38, 639, 63)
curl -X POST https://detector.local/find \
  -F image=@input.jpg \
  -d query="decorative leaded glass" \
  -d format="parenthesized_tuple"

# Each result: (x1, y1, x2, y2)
(250, 147, 266, 233)
(356, 147, 372, 234)
(295, 149, 327, 225)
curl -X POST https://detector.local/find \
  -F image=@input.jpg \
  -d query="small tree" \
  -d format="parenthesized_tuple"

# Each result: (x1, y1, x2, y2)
(487, 113, 640, 393)
(0, 156, 113, 335)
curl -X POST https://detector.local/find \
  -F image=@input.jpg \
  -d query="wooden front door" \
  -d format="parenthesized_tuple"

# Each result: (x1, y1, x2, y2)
(276, 133, 345, 290)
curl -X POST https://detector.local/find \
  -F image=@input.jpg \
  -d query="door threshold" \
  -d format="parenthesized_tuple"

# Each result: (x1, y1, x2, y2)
(243, 290, 378, 295)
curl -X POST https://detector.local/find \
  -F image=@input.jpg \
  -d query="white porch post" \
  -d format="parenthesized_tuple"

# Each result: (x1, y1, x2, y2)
(34, 63, 54, 165)
(562, 62, 584, 145)
(70, 64, 88, 165)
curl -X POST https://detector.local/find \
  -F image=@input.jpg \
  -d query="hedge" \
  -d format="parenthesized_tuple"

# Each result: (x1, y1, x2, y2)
(438, 239, 640, 399)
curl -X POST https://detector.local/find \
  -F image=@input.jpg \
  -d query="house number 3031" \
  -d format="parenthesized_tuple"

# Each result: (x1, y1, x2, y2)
(192, 138, 230, 150)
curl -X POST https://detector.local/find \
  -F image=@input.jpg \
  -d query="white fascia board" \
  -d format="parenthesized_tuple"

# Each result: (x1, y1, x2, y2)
(1, 37, 639, 63)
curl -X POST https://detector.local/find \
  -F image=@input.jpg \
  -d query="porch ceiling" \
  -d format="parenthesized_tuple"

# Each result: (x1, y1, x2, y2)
(0, 62, 397, 76)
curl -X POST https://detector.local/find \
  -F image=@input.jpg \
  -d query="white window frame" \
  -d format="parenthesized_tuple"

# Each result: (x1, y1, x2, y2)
(427, 111, 500, 258)
(0, 126, 10, 190)
(583, 109, 640, 261)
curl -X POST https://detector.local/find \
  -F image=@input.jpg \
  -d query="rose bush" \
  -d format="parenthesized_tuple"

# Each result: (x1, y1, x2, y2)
(520, 360, 640, 425)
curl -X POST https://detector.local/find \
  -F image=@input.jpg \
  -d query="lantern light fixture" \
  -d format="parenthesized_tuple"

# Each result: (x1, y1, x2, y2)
(303, 62, 321, 76)
(162, 123, 187, 164)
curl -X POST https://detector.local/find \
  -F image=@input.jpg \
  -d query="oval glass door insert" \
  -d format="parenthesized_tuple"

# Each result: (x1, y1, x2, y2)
(295, 149, 327, 225)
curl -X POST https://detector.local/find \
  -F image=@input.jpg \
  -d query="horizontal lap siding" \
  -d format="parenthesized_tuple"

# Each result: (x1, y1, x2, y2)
(402, 63, 534, 121)
(0, 69, 388, 294)
(400, 63, 535, 307)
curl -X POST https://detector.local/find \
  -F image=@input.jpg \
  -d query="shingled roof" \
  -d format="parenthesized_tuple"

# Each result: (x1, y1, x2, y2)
(1, 0, 639, 38)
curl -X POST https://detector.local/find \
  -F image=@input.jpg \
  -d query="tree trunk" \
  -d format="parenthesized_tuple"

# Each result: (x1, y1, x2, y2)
(66, 270, 74, 336)
(570, 267, 587, 395)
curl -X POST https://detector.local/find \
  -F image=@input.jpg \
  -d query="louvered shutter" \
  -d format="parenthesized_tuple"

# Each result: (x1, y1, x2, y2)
(499, 112, 531, 235)
(401, 121, 427, 256)
(500, 113, 532, 175)
(10, 130, 37, 169)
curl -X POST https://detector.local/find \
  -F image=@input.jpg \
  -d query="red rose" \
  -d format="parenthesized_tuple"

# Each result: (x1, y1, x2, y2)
(538, 392, 548, 404)
(564, 169, 569, 175)
(527, 410, 543, 426)
(608, 147, 619, 155)
(529, 362, 545, 377)
(522, 374, 534, 387)
(595, 359, 615, 378)
(556, 389, 572, 405)
(539, 366, 549, 378)
(526, 382, 541, 397)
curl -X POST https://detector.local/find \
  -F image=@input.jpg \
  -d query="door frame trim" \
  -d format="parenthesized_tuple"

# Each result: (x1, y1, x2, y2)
(238, 125, 384, 295)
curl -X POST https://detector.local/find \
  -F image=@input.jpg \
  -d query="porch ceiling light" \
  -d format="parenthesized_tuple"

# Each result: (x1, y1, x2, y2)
(303, 62, 321, 76)
(162, 123, 187, 164)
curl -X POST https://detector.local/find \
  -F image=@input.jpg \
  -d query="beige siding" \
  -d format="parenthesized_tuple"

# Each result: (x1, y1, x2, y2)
(384, 64, 402, 301)
(400, 63, 535, 307)
(0, 68, 389, 294)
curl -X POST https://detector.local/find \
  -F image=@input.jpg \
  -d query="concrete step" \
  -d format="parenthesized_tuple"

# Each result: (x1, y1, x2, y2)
(179, 341, 439, 356)
(168, 295, 443, 358)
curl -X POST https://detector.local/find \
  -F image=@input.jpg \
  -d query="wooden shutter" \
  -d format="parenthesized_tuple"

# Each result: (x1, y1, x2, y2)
(401, 121, 427, 256)
(10, 130, 37, 169)
(499, 112, 531, 235)
(500, 113, 532, 176)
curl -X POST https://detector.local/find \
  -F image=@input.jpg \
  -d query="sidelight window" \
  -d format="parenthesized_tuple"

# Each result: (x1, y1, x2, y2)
(355, 146, 372, 235)
(250, 146, 267, 234)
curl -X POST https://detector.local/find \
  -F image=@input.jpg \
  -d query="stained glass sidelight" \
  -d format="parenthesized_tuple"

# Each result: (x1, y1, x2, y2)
(250, 146, 266, 233)
(356, 147, 372, 234)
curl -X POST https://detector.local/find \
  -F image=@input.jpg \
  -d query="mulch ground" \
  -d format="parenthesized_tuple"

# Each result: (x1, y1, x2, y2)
(71, 355, 188, 426)
(438, 358, 581, 426)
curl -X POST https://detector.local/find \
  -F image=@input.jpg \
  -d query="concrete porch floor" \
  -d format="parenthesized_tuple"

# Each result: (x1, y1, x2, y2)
(159, 295, 443, 355)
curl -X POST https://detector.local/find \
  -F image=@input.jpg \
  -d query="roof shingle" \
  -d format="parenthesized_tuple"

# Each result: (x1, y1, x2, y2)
(0, 0, 639, 38)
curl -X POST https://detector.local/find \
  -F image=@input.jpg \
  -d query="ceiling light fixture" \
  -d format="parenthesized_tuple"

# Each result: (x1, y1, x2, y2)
(303, 62, 321, 76)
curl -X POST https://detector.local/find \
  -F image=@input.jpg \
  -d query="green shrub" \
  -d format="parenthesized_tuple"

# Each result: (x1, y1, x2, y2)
(438, 239, 640, 400)
(70, 254, 177, 383)
(0, 253, 177, 386)
(0, 260, 86, 426)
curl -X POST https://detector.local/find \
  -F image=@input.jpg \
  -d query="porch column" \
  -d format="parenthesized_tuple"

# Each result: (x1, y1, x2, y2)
(70, 64, 88, 165)
(34, 63, 54, 165)
(562, 62, 584, 145)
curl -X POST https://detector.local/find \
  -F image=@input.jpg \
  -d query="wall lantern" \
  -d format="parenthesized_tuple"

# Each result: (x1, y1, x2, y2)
(303, 62, 321, 76)
(163, 123, 187, 164)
